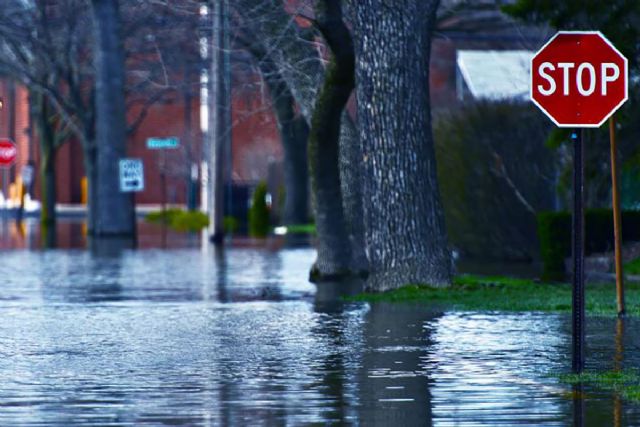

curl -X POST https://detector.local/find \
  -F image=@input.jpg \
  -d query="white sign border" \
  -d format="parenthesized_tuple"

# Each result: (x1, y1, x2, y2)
(119, 158, 145, 193)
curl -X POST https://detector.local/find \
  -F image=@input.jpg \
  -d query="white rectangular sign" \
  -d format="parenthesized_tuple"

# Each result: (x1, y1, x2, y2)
(119, 158, 144, 192)
(21, 165, 34, 186)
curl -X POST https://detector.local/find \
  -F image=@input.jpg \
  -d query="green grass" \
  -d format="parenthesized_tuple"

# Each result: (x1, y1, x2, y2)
(284, 224, 316, 234)
(559, 370, 640, 401)
(625, 258, 640, 275)
(145, 208, 209, 232)
(348, 274, 640, 316)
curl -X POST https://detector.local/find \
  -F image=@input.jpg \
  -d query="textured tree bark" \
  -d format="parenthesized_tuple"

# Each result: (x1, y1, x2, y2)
(339, 114, 368, 275)
(35, 94, 57, 229)
(308, 55, 352, 280)
(91, 0, 134, 237)
(307, 0, 360, 281)
(353, 0, 452, 291)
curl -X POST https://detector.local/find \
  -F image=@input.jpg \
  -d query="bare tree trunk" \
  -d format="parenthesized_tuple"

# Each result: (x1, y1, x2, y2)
(307, 0, 358, 281)
(236, 0, 367, 276)
(40, 141, 56, 226)
(339, 114, 368, 275)
(34, 93, 56, 228)
(353, 0, 451, 291)
(183, 82, 197, 211)
(255, 54, 310, 226)
(91, 0, 134, 237)
(308, 56, 352, 279)
(84, 145, 98, 234)
(283, 116, 309, 225)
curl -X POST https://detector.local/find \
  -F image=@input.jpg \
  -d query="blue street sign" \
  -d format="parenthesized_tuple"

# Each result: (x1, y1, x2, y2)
(146, 137, 179, 149)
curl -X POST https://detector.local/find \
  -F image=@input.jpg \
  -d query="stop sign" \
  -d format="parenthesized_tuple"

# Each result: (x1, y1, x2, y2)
(0, 139, 16, 168)
(531, 31, 628, 127)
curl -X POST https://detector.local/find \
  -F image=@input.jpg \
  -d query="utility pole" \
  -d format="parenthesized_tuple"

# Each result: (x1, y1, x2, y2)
(208, 0, 231, 245)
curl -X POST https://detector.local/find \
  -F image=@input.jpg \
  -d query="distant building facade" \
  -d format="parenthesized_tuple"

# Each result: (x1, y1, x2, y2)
(0, 2, 547, 208)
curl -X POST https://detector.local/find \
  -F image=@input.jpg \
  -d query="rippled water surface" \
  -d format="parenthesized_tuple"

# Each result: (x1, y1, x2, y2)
(0, 220, 639, 425)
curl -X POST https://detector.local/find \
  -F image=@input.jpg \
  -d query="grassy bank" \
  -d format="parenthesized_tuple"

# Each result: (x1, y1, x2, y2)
(349, 275, 640, 316)
(560, 370, 640, 401)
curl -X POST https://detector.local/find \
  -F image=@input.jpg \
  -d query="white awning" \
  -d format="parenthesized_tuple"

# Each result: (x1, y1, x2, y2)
(456, 50, 533, 101)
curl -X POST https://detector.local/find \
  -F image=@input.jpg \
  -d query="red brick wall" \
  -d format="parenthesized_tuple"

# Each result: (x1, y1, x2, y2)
(127, 93, 203, 205)
(231, 84, 282, 183)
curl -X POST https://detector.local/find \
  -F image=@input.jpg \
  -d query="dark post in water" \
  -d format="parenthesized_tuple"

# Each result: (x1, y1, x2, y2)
(571, 129, 585, 374)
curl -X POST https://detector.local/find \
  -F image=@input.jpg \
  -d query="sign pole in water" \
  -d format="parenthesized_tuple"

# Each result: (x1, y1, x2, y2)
(571, 129, 585, 373)
(531, 31, 628, 373)
(609, 116, 625, 316)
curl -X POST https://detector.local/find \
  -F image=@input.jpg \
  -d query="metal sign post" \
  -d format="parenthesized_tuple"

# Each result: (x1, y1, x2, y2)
(146, 137, 179, 215)
(609, 117, 625, 316)
(571, 130, 585, 373)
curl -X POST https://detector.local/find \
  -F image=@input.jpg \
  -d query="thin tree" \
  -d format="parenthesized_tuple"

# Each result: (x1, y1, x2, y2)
(234, 0, 368, 278)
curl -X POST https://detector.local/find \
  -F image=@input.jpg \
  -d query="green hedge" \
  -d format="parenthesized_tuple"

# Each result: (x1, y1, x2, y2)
(146, 208, 209, 233)
(249, 181, 270, 238)
(537, 209, 640, 280)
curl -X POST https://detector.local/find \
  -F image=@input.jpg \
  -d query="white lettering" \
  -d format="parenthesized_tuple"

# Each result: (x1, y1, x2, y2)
(576, 63, 596, 96)
(0, 147, 16, 160)
(538, 62, 556, 96)
(557, 63, 575, 95)
(601, 63, 620, 96)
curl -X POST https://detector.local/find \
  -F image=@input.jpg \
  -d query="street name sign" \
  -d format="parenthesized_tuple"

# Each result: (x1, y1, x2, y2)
(147, 137, 179, 149)
(0, 139, 17, 168)
(119, 158, 144, 192)
(531, 31, 628, 127)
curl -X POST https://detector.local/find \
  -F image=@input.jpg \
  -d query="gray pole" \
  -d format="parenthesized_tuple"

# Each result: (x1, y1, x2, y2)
(208, 0, 229, 245)
(571, 129, 585, 374)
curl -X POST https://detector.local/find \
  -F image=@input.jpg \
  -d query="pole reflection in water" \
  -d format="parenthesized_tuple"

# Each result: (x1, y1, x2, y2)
(357, 303, 437, 425)
(573, 383, 585, 427)
(614, 317, 624, 427)
(214, 246, 229, 303)
(41, 221, 57, 249)
(313, 280, 365, 424)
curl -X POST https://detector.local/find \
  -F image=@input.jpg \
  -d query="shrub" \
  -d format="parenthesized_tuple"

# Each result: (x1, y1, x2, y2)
(146, 208, 182, 226)
(145, 208, 209, 233)
(537, 209, 640, 280)
(223, 216, 240, 234)
(249, 181, 270, 238)
(537, 212, 571, 281)
(434, 101, 556, 260)
(171, 211, 209, 232)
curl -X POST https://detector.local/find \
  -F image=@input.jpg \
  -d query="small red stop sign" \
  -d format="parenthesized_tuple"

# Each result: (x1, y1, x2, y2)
(0, 139, 16, 168)
(531, 31, 628, 127)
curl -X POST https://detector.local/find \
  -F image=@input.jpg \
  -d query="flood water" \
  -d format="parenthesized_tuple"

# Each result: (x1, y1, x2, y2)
(1, 219, 639, 425)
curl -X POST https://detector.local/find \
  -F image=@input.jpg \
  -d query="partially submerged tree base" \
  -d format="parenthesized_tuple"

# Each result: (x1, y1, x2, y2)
(309, 263, 367, 283)
(365, 261, 451, 293)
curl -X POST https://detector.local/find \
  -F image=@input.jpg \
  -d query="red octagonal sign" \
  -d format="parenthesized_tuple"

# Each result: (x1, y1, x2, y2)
(0, 139, 17, 168)
(531, 31, 628, 128)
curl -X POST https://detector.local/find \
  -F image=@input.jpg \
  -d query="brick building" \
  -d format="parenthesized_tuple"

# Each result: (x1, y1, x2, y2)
(0, 64, 282, 208)
(0, 1, 546, 210)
